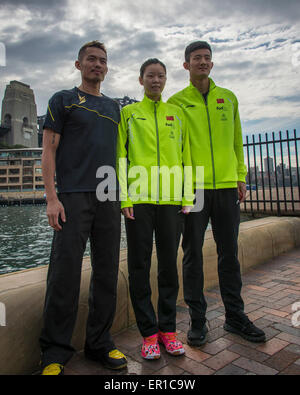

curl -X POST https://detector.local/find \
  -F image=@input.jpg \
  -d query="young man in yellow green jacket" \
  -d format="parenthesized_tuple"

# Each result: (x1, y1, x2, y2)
(168, 41, 266, 345)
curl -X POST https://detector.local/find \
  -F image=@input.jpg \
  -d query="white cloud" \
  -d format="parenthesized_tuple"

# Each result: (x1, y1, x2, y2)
(0, 0, 300, 135)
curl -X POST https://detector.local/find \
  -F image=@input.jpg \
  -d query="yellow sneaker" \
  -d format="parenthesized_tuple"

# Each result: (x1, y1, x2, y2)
(41, 363, 64, 376)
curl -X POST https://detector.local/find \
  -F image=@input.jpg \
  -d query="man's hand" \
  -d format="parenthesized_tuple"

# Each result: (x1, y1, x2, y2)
(238, 182, 247, 203)
(47, 198, 66, 231)
(122, 207, 135, 220)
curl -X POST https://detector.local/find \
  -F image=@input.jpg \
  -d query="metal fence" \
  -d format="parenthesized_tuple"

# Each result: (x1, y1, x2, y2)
(242, 129, 300, 216)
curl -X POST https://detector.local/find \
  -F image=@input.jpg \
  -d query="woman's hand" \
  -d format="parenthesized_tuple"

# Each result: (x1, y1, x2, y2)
(181, 206, 193, 215)
(122, 207, 135, 220)
(238, 182, 247, 203)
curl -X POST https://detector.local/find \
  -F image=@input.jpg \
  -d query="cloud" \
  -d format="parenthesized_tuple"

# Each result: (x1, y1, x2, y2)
(0, 0, 299, 136)
(273, 95, 300, 103)
(177, 0, 300, 23)
(0, 0, 67, 13)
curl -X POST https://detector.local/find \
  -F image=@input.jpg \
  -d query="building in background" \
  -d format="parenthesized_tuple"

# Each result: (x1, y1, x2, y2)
(0, 82, 138, 201)
(37, 115, 46, 147)
(0, 148, 45, 201)
(0, 81, 38, 148)
(264, 156, 274, 173)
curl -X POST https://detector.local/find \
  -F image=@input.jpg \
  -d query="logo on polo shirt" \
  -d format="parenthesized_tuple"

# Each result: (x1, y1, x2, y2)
(78, 93, 86, 105)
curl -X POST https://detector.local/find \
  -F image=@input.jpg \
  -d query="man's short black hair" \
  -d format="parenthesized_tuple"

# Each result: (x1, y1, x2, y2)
(78, 41, 107, 61)
(185, 41, 212, 62)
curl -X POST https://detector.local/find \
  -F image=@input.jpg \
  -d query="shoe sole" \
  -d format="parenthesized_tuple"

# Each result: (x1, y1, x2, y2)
(103, 362, 128, 370)
(187, 329, 208, 347)
(158, 340, 185, 356)
(40, 369, 64, 376)
(223, 323, 266, 343)
(187, 335, 207, 347)
(85, 354, 128, 370)
(142, 354, 161, 360)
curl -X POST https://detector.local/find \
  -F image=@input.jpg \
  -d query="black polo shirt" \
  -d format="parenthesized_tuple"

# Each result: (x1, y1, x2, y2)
(44, 87, 120, 193)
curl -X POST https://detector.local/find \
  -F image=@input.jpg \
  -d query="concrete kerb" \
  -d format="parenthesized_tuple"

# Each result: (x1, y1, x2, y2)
(0, 216, 300, 375)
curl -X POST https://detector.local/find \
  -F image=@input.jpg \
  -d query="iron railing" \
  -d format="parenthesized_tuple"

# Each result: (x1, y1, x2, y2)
(242, 129, 300, 216)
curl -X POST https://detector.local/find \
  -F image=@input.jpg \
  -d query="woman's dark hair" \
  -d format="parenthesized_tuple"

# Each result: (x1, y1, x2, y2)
(140, 58, 167, 78)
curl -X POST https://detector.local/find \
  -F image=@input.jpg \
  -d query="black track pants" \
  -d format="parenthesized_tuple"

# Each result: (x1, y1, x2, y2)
(40, 193, 121, 367)
(182, 189, 245, 329)
(125, 204, 183, 338)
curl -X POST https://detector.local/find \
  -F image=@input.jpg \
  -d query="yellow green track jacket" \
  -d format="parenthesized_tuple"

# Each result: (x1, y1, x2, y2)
(168, 79, 247, 189)
(117, 94, 194, 209)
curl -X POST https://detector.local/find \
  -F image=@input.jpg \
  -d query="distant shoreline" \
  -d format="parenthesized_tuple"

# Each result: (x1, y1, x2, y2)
(0, 198, 46, 206)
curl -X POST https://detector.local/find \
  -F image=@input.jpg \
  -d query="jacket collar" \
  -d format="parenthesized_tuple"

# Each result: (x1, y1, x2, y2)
(141, 94, 163, 111)
(189, 78, 216, 95)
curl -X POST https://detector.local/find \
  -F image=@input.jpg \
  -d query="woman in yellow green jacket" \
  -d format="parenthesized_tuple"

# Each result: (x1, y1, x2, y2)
(117, 58, 193, 360)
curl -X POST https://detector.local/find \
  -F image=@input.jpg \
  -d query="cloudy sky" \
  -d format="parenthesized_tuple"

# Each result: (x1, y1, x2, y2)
(0, 0, 300, 136)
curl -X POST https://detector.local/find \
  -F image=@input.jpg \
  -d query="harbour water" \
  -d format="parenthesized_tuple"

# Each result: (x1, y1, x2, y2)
(0, 205, 127, 275)
(0, 205, 251, 276)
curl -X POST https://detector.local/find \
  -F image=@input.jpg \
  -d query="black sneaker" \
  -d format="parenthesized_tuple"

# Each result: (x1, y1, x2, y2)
(224, 316, 266, 343)
(187, 324, 208, 347)
(85, 348, 127, 370)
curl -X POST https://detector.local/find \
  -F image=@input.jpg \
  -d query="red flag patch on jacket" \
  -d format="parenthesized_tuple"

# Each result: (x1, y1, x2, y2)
(166, 116, 174, 121)
(217, 99, 225, 104)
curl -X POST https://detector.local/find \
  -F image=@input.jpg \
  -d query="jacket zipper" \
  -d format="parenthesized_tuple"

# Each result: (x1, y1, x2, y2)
(154, 102, 160, 203)
(203, 93, 216, 189)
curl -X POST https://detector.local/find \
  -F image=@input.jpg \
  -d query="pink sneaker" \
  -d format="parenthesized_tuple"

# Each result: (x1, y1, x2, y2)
(158, 331, 185, 356)
(141, 334, 161, 360)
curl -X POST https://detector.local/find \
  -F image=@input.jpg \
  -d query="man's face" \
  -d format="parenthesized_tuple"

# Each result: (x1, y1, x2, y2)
(75, 47, 108, 83)
(184, 48, 213, 79)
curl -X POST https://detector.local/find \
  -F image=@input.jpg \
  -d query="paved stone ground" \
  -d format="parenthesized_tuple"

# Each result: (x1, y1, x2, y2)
(65, 247, 300, 376)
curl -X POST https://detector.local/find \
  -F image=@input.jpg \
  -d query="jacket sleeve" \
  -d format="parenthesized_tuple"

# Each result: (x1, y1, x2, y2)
(233, 98, 248, 183)
(181, 113, 195, 207)
(116, 108, 133, 209)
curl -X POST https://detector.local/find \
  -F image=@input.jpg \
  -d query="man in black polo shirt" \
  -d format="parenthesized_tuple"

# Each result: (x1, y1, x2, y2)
(39, 41, 127, 375)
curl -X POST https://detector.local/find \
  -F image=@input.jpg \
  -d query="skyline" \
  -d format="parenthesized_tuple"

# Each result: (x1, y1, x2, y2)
(0, 0, 300, 136)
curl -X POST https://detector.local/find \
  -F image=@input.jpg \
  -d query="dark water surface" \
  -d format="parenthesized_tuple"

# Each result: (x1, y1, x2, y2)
(0, 205, 127, 275)
(0, 205, 252, 275)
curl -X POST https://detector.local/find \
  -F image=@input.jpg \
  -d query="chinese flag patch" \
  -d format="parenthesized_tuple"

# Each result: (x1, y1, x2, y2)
(166, 116, 174, 121)
(217, 99, 225, 104)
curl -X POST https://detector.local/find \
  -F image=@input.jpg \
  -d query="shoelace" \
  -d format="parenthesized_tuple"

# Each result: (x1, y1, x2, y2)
(42, 363, 63, 375)
(109, 349, 126, 360)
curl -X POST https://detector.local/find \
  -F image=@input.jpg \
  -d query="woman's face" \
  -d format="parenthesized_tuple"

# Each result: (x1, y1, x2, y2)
(139, 63, 167, 99)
